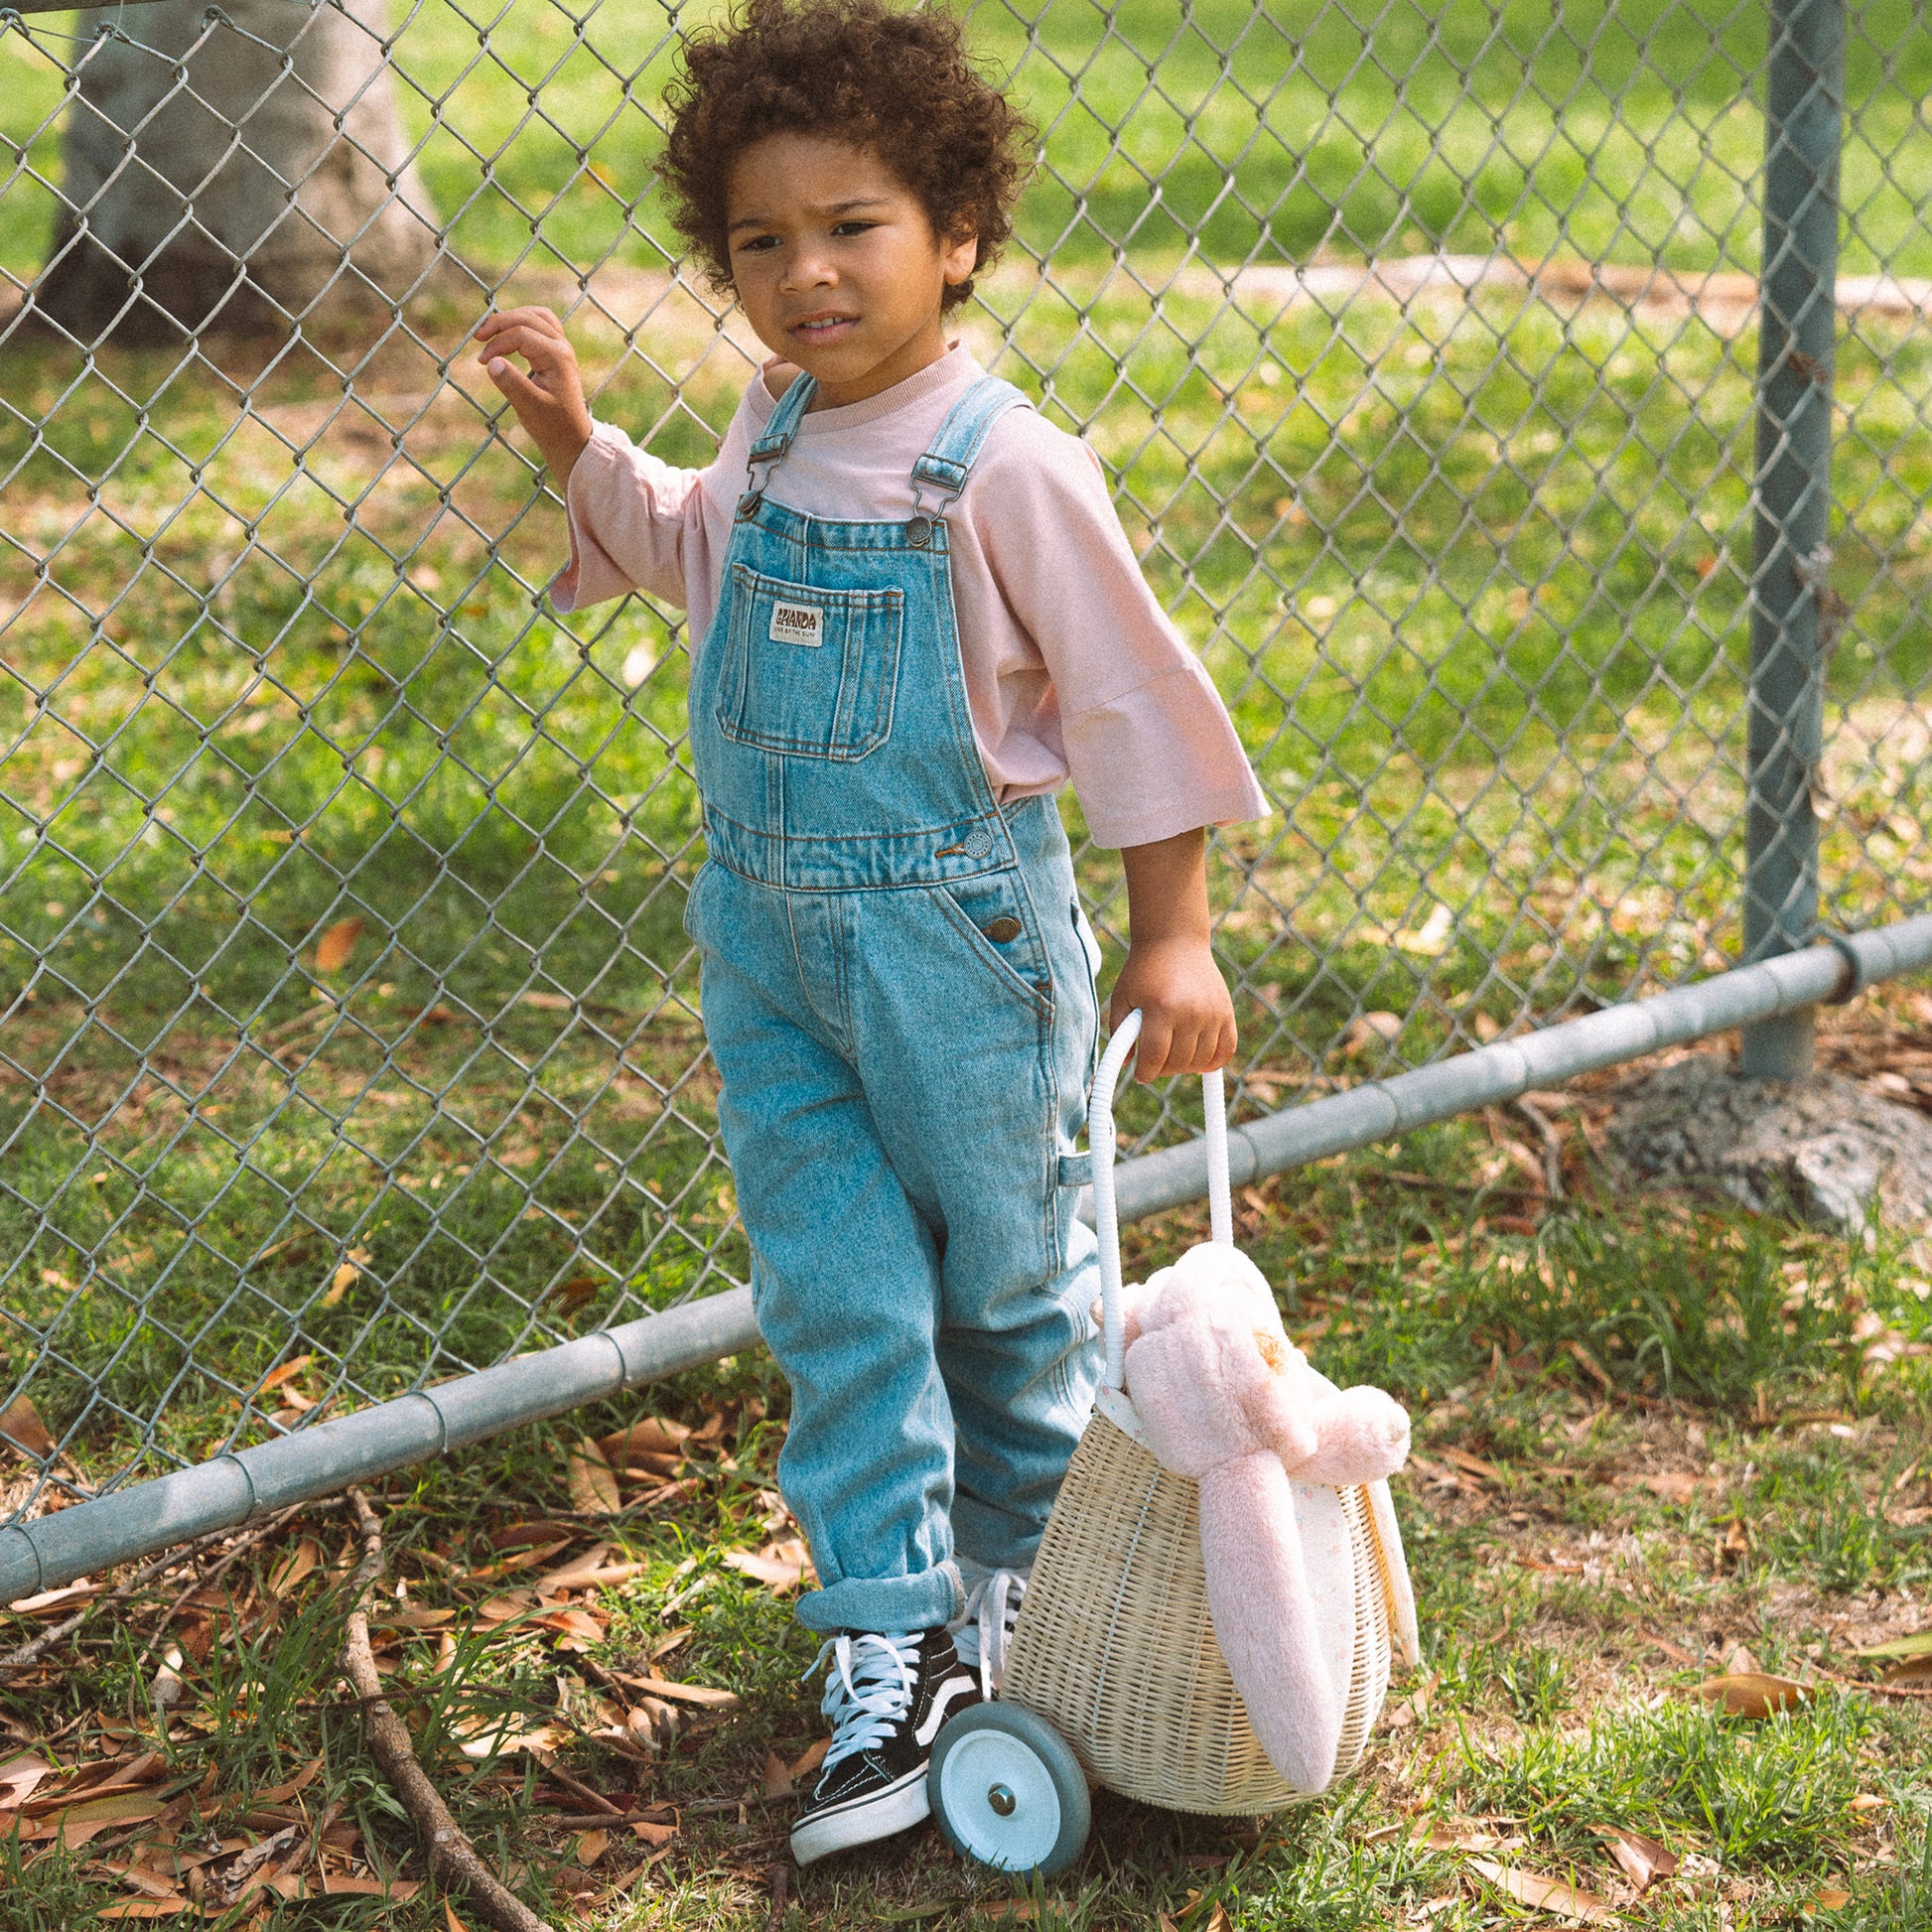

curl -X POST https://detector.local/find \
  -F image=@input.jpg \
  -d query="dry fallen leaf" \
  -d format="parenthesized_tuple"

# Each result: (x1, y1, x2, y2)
(8, 1581, 100, 1617)
(1416, 1822, 1527, 1855)
(314, 917, 363, 973)
(531, 1606, 608, 1652)
(323, 1874, 421, 1898)
(1691, 1672, 1808, 1719)
(266, 1538, 323, 1598)
(575, 1828, 610, 1867)
(630, 1818, 678, 1849)
(1592, 1824, 1678, 1891)
(722, 1538, 814, 1594)
(445, 1903, 473, 1932)
(1814, 1887, 1853, 1910)
(95, 1903, 191, 1921)
(252, 1354, 313, 1397)
(617, 1672, 741, 1711)
(0, 1752, 52, 1809)
(790, 1736, 831, 1783)
(1437, 1446, 1506, 1484)
(456, 1721, 565, 1760)
(1883, 1655, 1932, 1687)
(468, 1540, 574, 1585)
(568, 1437, 621, 1516)
(762, 1750, 793, 1801)
(0, 1394, 56, 1460)
(601, 1415, 693, 1465)
(626, 1698, 681, 1753)
(1467, 1859, 1613, 1925)
(253, 1758, 323, 1806)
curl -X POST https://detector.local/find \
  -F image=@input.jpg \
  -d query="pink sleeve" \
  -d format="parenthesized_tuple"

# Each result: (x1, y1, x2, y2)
(549, 420, 708, 614)
(970, 418, 1269, 850)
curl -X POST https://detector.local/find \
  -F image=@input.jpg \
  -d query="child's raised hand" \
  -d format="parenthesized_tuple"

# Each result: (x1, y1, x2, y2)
(474, 307, 594, 484)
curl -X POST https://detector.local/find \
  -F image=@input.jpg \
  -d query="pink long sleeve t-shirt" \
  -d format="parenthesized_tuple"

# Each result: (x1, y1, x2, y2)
(551, 345, 1267, 850)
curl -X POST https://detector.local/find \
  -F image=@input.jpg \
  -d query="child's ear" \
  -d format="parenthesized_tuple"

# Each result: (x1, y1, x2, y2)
(941, 229, 979, 287)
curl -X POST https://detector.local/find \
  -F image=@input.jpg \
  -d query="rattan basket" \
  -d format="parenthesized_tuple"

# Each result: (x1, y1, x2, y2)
(1000, 1016, 1418, 1815)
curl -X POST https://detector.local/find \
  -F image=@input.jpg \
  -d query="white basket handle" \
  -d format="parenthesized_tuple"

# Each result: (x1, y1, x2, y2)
(1092, 1010, 1234, 1391)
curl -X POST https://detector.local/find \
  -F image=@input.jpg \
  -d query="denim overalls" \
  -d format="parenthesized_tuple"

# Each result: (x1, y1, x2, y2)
(683, 370, 1103, 1636)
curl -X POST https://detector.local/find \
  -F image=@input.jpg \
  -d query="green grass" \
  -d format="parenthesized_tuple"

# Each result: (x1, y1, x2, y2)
(4, 1131, 1931, 1928)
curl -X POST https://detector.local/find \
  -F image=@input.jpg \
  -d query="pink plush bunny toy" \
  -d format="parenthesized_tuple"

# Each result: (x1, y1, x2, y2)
(1092, 1011, 1415, 1796)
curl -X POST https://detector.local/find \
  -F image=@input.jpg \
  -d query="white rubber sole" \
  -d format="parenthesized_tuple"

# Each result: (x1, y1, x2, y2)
(789, 1762, 932, 1866)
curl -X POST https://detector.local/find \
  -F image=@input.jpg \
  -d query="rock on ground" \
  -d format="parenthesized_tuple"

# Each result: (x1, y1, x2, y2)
(1607, 1055, 1932, 1231)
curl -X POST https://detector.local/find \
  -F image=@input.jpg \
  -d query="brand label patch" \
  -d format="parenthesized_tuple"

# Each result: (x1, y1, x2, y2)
(768, 601, 823, 647)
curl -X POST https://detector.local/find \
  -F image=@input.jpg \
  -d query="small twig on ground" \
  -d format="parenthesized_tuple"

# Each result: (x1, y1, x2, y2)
(546, 1808, 675, 1828)
(766, 1861, 789, 1929)
(543, 1765, 622, 1817)
(1810, 1664, 1932, 1701)
(1514, 1095, 1567, 1202)
(342, 1487, 554, 1932)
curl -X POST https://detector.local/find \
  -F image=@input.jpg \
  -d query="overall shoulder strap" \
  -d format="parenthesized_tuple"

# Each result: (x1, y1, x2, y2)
(909, 375, 1033, 511)
(744, 370, 818, 490)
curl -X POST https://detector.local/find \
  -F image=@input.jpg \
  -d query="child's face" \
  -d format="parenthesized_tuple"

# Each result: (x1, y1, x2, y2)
(725, 134, 978, 409)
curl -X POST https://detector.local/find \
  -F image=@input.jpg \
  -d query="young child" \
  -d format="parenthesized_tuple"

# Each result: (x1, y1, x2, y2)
(475, 0, 1265, 1865)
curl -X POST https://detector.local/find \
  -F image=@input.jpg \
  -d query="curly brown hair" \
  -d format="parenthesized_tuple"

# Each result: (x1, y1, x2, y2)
(657, 0, 1035, 312)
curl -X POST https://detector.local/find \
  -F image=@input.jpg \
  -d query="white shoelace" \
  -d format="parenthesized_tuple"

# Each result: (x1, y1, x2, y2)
(804, 1630, 920, 1773)
(956, 1568, 1027, 1699)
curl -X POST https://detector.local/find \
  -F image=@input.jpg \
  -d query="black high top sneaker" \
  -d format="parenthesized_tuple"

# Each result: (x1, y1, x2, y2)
(789, 1626, 981, 1865)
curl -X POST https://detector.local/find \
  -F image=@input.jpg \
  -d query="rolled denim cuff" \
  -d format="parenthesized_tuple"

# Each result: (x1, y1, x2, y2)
(793, 1559, 963, 1635)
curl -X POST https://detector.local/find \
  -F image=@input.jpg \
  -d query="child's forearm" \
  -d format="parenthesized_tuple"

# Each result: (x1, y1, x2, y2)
(1112, 827, 1237, 1079)
(1120, 827, 1210, 947)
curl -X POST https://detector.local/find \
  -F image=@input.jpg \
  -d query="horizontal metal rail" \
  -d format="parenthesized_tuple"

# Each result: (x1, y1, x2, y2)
(5, 912, 1928, 1606)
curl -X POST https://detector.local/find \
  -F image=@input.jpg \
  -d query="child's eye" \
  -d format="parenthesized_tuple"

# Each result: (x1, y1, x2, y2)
(735, 233, 780, 253)
(832, 220, 878, 237)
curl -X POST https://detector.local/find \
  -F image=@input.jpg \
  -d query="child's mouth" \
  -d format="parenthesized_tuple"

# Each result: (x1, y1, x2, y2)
(791, 315, 858, 344)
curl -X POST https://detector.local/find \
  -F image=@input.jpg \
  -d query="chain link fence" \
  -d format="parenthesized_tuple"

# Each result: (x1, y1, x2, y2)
(3, 0, 1930, 1539)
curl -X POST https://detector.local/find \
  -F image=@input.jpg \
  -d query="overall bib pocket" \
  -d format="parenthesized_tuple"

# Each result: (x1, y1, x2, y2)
(716, 562, 903, 761)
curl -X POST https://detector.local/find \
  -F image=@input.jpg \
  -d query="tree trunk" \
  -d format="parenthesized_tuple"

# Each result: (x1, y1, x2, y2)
(32, 0, 443, 343)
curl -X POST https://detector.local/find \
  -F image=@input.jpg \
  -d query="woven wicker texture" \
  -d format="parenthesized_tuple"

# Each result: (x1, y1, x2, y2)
(1002, 1412, 1393, 1815)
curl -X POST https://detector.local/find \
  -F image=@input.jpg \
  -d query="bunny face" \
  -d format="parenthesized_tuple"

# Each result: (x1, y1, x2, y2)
(1122, 1242, 1322, 1475)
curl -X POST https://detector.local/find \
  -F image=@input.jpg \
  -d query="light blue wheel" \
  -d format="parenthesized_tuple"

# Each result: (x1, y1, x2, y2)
(928, 1703, 1090, 1877)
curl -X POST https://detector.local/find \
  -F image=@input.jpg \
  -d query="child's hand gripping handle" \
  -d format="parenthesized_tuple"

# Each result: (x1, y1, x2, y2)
(1091, 1009, 1234, 1391)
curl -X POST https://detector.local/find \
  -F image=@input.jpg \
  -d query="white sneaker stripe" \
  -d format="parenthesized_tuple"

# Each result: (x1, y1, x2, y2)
(914, 1672, 977, 1746)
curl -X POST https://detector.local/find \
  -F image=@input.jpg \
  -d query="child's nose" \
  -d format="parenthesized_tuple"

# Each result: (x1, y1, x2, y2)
(780, 246, 837, 291)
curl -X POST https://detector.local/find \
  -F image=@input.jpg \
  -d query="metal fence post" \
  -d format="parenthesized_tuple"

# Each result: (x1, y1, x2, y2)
(1740, 0, 1846, 1078)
